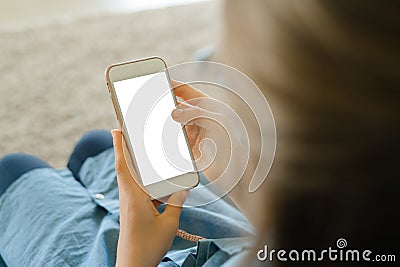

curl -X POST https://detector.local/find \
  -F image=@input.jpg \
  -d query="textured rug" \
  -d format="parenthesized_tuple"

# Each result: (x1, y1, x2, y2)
(0, 1, 219, 167)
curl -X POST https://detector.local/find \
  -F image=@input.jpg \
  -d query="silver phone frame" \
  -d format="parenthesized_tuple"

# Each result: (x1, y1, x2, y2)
(105, 56, 199, 199)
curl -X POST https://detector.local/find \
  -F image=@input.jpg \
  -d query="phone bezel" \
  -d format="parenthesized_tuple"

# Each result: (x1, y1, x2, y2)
(105, 56, 199, 199)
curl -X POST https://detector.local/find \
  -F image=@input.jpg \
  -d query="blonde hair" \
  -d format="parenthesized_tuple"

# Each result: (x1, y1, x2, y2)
(219, 0, 400, 260)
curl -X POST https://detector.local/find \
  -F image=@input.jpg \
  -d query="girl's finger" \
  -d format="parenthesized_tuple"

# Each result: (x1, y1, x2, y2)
(111, 129, 147, 197)
(171, 106, 217, 129)
(112, 129, 129, 176)
(171, 80, 206, 101)
(162, 190, 189, 221)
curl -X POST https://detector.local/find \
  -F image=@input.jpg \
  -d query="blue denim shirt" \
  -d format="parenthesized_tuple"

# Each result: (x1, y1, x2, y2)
(0, 148, 256, 266)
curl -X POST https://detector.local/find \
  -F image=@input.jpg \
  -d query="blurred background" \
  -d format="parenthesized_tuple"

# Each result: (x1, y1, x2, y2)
(1, 0, 210, 30)
(0, 0, 219, 167)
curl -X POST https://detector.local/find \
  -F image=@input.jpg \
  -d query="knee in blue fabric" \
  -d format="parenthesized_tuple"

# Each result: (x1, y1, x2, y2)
(0, 153, 51, 196)
(67, 130, 113, 180)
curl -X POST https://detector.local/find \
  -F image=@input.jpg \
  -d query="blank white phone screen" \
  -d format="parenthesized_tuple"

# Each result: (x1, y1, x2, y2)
(113, 72, 193, 186)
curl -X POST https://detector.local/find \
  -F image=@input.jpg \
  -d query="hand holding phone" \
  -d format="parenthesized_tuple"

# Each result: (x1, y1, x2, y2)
(171, 82, 246, 185)
(112, 129, 189, 267)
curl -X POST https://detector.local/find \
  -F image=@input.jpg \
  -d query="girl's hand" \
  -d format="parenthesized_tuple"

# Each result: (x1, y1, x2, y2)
(171, 82, 254, 223)
(112, 129, 189, 267)
(171, 82, 245, 183)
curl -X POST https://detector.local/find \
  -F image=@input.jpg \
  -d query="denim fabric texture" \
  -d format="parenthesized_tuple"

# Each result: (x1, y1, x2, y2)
(0, 148, 254, 266)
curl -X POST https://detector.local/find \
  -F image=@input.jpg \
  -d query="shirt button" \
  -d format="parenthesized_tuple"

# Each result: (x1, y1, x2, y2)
(95, 193, 105, 200)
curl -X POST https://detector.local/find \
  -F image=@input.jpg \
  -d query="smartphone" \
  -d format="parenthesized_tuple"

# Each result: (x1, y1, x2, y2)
(105, 57, 199, 199)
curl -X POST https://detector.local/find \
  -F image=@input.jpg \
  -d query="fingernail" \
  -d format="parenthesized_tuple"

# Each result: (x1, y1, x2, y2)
(111, 129, 120, 139)
(172, 109, 183, 118)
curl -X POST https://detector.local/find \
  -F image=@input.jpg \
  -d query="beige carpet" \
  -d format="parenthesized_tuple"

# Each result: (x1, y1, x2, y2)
(0, 1, 220, 167)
